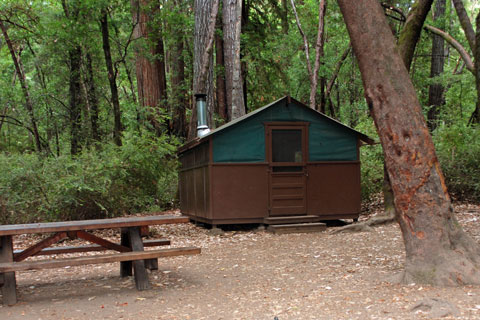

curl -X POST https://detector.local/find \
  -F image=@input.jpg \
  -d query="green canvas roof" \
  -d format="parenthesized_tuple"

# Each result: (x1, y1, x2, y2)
(180, 96, 375, 154)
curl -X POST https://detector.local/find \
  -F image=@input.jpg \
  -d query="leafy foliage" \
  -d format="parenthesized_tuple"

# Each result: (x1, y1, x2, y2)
(434, 124, 480, 202)
(1, 0, 479, 224)
(0, 132, 179, 224)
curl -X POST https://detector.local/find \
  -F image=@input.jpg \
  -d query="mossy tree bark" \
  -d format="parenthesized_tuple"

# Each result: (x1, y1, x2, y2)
(397, 0, 434, 72)
(427, 0, 446, 131)
(338, 0, 480, 286)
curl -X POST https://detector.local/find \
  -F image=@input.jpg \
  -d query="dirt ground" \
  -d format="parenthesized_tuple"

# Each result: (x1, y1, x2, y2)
(2, 202, 480, 320)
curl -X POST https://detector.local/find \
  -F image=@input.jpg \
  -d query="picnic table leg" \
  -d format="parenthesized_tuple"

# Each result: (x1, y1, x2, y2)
(140, 226, 158, 271)
(144, 257, 158, 271)
(120, 229, 132, 277)
(0, 235, 17, 305)
(128, 227, 151, 290)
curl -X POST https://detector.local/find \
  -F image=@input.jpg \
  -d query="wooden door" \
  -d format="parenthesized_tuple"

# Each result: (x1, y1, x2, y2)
(266, 123, 308, 216)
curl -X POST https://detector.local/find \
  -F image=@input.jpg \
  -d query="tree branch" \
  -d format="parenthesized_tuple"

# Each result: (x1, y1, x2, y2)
(424, 24, 474, 73)
(290, 0, 312, 79)
(452, 0, 475, 52)
(326, 45, 351, 97)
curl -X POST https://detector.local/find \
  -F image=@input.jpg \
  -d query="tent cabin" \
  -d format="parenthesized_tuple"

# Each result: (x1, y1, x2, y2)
(178, 96, 374, 226)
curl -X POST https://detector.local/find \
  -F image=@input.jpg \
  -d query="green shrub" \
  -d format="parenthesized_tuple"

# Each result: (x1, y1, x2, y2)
(0, 132, 179, 224)
(355, 118, 384, 202)
(434, 124, 480, 202)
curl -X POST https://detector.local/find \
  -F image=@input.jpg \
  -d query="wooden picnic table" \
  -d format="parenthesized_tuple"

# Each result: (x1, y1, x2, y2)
(0, 215, 200, 305)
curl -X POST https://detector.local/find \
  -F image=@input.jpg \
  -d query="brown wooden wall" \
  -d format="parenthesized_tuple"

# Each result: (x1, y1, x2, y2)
(306, 162, 361, 217)
(179, 141, 211, 219)
(210, 164, 269, 222)
(180, 149, 362, 223)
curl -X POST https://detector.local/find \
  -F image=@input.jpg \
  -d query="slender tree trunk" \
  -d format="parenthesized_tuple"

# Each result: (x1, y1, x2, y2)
(215, 22, 227, 122)
(318, 1, 327, 113)
(326, 45, 350, 99)
(281, 0, 288, 34)
(291, 0, 326, 110)
(171, 39, 187, 137)
(241, 0, 249, 114)
(427, 0, 446, 131)
(397, 0, 434, 72)
(338, 0, 480, 286)
(68, 46, 83, 156)
(452, 0, 475, 52)
(471, 13, 480, 125)
(101, 9, 122, 146)
(85, 52, 100, 142)
(223, 0, 245, 120)
(0, 21, 42, 153)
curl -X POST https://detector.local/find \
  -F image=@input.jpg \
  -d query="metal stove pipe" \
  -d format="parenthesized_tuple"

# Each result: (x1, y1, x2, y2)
(195, 93, 210, 138)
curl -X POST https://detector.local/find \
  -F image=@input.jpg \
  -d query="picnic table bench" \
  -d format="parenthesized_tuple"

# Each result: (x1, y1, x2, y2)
(0, 215, 200, 305)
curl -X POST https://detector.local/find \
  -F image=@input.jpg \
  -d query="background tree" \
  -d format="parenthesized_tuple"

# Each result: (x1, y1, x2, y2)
(290, 0, 326, 110)
(131, 0, 168, 135)
(223, 0, 245, 120)
(427, 0, 446, 131)
(189, 0, 219, 139)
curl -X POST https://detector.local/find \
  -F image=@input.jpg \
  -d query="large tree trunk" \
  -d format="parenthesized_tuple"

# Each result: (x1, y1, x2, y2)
(101, 9, 122, 146)
(223, 0, 245, 120)
(132, 0, 168, 135)
(189, 0, 218, 139)
(427, 0, 446, 131)
(0, 20, 42, 153)
(338, 0, 480, 285)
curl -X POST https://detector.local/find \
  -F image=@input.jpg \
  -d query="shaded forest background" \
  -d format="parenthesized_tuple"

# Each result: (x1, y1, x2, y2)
(0, 0, 479, 224)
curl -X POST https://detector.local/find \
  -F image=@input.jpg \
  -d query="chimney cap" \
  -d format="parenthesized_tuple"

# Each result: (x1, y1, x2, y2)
(195, 93, 207, 99)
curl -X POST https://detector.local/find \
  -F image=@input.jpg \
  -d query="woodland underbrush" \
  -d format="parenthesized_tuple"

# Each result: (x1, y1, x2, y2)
(0, 133, 179, 224)
(359, 122, 480, 204)
(434, 123, 480, 202)
(0, 123, 478, 224)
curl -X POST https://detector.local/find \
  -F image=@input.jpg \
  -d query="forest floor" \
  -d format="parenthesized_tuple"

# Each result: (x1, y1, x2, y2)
(2, 202, 480, 320)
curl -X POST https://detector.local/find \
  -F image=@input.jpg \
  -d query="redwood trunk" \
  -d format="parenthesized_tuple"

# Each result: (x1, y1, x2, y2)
(223, 0, 245, 120)
(132, 0, 168, 134)
(338, 0, 480, 285)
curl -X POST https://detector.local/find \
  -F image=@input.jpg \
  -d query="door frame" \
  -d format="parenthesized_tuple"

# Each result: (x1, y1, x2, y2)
(265, 122, 309, 216)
